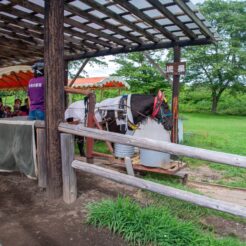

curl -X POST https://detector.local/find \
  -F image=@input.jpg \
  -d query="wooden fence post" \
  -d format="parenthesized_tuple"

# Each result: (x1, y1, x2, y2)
(86, 93, 96, 163)
(36, 128, 47, 188)
(61, 133, 77, 204)
(125, 157, 135, 176)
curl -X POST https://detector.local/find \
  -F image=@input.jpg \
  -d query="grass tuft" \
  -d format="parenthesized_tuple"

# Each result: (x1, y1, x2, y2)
(87, 197, 246, 246)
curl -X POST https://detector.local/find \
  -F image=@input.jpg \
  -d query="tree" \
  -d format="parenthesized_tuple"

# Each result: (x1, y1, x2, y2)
(112, 51, 171, 95)
(183, 0, 246, 113)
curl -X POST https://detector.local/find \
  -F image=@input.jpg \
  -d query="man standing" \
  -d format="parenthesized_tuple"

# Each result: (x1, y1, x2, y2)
(28, 61, 45, 120)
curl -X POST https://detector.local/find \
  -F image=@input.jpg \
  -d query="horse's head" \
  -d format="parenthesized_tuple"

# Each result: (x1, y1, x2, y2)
(151, 91, 173, 131)
(130, 91, 173, 131)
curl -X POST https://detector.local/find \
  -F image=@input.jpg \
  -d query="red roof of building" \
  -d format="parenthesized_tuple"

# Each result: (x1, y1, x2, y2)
(0, 65, 33, 90)
(71, 76, 130, 89)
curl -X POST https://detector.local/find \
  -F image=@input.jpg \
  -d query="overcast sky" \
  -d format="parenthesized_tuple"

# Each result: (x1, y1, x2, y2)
(83, 0, 205, 77)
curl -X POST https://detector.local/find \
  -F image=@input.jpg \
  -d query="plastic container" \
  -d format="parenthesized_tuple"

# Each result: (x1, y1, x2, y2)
(134, 119, 171, 168)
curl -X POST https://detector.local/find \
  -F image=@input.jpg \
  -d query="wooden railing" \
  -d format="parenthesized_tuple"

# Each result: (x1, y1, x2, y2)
(59, 123, 246, 168)
(58, 123, 246, 218)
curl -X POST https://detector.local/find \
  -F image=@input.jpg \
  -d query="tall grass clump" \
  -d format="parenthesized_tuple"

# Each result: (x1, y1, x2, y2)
(87, 197, 245, 246)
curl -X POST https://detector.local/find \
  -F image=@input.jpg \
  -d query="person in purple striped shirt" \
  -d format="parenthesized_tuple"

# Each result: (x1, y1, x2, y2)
(28, 61, 45, 120)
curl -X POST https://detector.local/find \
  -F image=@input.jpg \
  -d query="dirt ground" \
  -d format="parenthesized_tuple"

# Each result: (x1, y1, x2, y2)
(185, 165, 246, 207)
(0, 172, 136, 246)
(0, 166, 246, 245)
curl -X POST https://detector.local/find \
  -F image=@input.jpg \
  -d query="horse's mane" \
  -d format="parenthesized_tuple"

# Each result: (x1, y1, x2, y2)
(130, 94, 155, 125)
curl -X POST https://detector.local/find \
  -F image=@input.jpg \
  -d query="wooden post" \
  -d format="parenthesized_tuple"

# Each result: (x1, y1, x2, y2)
(44, 0, 64, 199)
(125, 157, 135, 176)
(61, 133, 77, 204)
(86, 93, 96, 163)
(64, 60, 69, 109)
(171, 46, 181, 143)
(36, 128, 47, 188)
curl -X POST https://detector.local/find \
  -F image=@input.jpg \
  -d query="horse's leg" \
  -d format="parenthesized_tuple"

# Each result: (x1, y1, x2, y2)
(76, 136, 85, 156)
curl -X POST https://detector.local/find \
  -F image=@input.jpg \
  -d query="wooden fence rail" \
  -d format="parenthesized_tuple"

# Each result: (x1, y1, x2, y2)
(72, 160, 246, 218)
(59, 123, 246, 168)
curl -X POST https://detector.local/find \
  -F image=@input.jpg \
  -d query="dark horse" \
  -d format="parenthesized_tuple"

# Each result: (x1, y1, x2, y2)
(65, 91, 173, 156)
(102, 92, 172, 134)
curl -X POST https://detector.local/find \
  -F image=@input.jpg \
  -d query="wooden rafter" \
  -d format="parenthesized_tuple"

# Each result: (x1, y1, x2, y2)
(0, 0, 217, 66)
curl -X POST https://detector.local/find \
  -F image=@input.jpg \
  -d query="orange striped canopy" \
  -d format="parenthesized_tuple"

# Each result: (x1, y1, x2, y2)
(0, 65, 33, 90)
(71, 76, 130, 89)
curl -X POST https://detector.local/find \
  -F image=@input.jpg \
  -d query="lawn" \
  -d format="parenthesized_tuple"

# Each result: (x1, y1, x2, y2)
(182, 113, 246, 155)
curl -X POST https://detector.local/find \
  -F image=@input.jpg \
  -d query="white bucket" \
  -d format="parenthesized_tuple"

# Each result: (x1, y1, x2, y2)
(134, 119, 171, 168)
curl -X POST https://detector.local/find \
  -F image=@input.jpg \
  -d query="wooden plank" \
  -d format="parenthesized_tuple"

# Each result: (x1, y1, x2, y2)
(58, 123, 246, 168)
(72, 160, 246, 218)
(68, 58, 90, 87)
(125, 157, 135, 176)
(65, 3, 142, 44)
(148, 0, 196, 40)
(64, 86, 91, 96)
(82, 0, 158, 43)
(65, 38, 212, 61)
(113, 0, 177, 41)
(174, 0, 216, 40)
(61, 133, 77, 204)
(36, 128, 47, 188)
(44, 0, 64, 199)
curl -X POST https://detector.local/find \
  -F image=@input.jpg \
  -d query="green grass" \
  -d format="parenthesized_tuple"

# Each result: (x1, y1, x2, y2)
(182, 113, 246, 155)
(182, 113, 246, 187)
(87, 197, 246, 246)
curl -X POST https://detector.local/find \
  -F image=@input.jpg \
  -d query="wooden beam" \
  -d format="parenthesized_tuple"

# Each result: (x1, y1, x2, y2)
(174, 0, 215, 41)
(147, 0, 196, 40)
(9, 0, 127, 48)
(171, 46, 181, 143)
(65, 3, 142, 44)
(81, 0, 158, 43)
(86, 93, 96, 163)
(72, 160, 246, 218)
(113, 0, 178, 41)
(58, 123, 246, 168)
(44, 0, 64, 199)
(68, 58, 90, 87)
(65, 38, 212, 61)
(64, 86, 91, 96)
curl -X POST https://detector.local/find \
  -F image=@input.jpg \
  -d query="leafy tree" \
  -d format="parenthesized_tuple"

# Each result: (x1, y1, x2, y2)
(112, 51, 171, 95)
(183, 0, 246, 113)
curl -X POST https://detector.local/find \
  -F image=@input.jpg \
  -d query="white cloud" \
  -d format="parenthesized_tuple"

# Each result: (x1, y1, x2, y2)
(84, 55, 120, 77)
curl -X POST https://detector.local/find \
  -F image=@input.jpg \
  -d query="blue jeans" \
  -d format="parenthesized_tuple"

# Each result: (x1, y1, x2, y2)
(28, 110, 45, 120)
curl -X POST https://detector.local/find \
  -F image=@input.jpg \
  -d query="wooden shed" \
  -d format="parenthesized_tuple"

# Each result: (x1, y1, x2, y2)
(0, 0, 219, 198)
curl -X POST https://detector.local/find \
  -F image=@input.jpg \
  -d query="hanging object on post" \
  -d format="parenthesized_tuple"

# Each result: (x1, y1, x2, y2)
(165, 62, 186, 76)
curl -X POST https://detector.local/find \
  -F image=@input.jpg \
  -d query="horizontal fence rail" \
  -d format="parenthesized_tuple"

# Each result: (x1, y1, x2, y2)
(72, 160, 246, 218)
(59, 123, 246, 168)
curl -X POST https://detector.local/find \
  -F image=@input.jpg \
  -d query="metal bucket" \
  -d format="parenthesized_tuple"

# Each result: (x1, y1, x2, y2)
(114, 143, 135, 158)
(114, 130, 134, 158)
